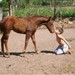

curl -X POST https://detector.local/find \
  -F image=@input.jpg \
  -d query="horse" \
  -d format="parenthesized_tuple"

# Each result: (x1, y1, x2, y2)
(0, 15, 55, 57)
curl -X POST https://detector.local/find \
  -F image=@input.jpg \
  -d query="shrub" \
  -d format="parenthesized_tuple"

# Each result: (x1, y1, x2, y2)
(12, 7, 75, 19)
(13, 6, 53, 17)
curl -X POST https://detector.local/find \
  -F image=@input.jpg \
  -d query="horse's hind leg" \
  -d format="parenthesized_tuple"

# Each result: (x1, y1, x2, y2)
(1, 33, 10, 57)
(4, 34, 10, 57)
(31, 34, 39, 53)
(1, 35, 5, 57)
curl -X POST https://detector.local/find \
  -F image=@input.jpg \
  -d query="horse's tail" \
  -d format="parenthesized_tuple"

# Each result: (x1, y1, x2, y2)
(0, 20, 3, 34)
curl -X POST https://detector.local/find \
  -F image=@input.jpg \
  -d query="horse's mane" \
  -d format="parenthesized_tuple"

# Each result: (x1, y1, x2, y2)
(30, 15, 49, 18)
(17, 15, 49, 19)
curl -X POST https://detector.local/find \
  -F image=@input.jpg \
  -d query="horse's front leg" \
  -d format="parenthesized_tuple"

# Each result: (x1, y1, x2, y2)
(31, 34, 39, 53)
(1, 33, 10, 57)
(22, 31, 32, 57)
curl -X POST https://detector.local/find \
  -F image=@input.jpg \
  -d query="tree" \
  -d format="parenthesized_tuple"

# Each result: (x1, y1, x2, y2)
(7, 0, 12, 16)
(53, 0, 57, 20)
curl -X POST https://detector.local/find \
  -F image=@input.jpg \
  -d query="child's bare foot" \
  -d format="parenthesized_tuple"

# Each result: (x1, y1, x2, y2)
(65, 51, 71, 54)
(68, 51, 71, 54)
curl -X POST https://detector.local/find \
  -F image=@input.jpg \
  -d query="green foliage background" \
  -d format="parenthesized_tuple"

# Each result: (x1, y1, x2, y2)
(0, 0, 75, 18)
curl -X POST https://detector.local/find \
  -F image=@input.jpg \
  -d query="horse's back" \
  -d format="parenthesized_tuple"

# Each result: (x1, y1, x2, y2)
(1, 16, 29, 34)
(13, 17, 28, 33)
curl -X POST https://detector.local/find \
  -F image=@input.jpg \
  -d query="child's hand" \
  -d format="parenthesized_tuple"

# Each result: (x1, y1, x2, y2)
(69, 45, 71, 49)
(55, 30, 58, 33)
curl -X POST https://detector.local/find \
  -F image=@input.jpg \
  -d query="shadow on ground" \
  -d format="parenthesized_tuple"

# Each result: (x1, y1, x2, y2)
(0, 50, 55, 57)
(41, 50, 55, 54)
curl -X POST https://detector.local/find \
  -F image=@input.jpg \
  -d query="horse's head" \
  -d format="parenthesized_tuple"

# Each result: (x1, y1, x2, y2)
(45, 16, 55, 33)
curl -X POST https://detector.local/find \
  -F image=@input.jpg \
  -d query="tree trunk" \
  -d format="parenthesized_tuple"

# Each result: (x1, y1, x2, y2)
(8, 0, 12, 16)
(53, 0, 57, 20)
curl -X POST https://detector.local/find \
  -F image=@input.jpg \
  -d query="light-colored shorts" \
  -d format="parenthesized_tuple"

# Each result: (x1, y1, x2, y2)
(54, 44, 69, 55)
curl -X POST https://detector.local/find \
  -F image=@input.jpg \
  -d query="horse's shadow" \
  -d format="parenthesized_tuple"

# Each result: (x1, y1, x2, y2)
(0, 52, 22, 57)
(0, 50, 55, 57)
(41, 50, 55, 54)
(0, 51, 37, 57)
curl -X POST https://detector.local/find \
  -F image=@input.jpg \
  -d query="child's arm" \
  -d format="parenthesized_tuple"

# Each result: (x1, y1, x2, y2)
(59, 35, 71, 49)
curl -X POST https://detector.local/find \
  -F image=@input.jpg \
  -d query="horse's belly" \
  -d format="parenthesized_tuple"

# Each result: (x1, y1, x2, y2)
(13, 24, 26, 34)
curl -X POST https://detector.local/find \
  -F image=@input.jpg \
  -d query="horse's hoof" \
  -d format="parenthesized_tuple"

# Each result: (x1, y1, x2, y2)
(3, 55, 6, 57)
(20, 54, 25, 57)
(36, 51, 40, 54)
(3, 55, 10, 58)
(5, 55, 10, 58)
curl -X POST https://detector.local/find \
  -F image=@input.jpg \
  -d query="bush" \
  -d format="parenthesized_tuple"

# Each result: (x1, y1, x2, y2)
(61, 8, 75, 18)
(12, 7, 75, 19)
(13, 6, 53, 17)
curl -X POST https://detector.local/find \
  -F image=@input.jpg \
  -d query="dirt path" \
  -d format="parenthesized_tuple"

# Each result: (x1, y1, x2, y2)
(0, 28, 75, 75)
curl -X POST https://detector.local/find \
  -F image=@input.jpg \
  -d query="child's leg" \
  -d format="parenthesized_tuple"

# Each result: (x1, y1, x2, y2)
(63, 44, 71, 54)
(54, 45, 60, 53)
(56, 49, 64, 54)
(65, 49, 71, 54)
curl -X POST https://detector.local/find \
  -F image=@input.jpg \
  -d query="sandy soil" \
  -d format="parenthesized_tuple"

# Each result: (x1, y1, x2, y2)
(0, 28, 75, 75)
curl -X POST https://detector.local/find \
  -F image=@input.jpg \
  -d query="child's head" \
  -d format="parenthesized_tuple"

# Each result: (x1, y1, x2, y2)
(56, 27, 64, 34)
(59, 17, 62, 21)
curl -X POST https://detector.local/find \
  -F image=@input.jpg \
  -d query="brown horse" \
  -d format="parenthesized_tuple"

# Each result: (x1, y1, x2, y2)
(0, 16, 55, 57)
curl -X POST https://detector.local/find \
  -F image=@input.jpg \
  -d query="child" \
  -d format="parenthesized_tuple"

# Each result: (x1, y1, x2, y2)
(54, 27, 71, 55)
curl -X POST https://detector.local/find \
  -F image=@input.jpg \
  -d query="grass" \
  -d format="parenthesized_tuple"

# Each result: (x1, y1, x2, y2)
(12, 7, 54, 17)
(3, 6, 75, 18)
(60, 8, 75, 18)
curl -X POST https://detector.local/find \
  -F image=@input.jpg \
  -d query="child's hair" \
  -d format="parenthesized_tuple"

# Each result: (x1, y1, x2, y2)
(59, 17, 62, 21)
(56, 27, 64, 34)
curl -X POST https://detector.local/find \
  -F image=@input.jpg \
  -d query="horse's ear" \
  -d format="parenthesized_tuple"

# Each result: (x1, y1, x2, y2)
(47, 16, 52, 22)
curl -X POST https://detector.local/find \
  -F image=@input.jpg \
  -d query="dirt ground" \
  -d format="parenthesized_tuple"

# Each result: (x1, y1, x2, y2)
(0, 28, 75, 75)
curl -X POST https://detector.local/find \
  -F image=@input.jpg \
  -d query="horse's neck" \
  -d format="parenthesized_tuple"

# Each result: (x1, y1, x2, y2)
(36, 19, 47, 27)
(30, 16, 48, 27)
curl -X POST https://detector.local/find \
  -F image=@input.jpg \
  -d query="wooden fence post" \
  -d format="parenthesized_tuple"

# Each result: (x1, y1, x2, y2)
(8, 0, 12, 16)
(53, 0, 57, 20)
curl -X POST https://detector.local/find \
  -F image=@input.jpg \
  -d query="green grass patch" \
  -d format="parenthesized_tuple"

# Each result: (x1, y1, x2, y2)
(8, 7, 75, 18)
(13, 7, 54, 17)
